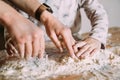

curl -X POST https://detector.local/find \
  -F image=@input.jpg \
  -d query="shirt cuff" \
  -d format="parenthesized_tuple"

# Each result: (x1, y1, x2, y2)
(90, 36, 106, 49)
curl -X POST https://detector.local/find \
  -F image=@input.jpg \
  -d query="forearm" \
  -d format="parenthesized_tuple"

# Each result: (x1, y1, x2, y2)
(9, 0, 41, 17)
(0, 1, 22, 30)
(81, 0, 108, 45)
(9, 0, 53, 25)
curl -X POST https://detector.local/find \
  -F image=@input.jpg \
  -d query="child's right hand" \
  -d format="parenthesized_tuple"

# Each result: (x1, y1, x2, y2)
(73, 37, 101, 59)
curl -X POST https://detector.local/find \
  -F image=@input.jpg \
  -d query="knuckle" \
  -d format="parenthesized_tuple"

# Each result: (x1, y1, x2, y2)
(32, 33, 39, 40)
(39, 29, 44, 36)
(33, 31, 44, 41)
(17, 35, 31, 44)
(62, 28, 71, 34)
(33, 29, 44, 36)
(26, 35, 32, 41)
(73, 45, 75, 49)
(17, 37, 25, 44)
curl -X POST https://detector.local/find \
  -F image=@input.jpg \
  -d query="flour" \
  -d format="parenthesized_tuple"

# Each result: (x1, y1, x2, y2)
(0, 46, 120, 80)
(1, 32, 120, 80)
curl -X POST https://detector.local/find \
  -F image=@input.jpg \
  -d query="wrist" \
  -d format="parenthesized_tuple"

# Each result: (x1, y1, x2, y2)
(1, 12, 19, 30)
(35, 3, 53, 22)
(0, 12, 13, 27)
(40, 10, 52, 24)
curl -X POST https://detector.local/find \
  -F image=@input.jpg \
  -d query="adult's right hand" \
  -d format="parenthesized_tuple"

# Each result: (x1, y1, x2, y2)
(40, 11, 77, 59)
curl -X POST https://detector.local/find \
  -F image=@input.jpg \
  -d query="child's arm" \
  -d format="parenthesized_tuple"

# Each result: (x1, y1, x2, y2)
(81, 0, 108, 47)
(73, 0, 108, 59)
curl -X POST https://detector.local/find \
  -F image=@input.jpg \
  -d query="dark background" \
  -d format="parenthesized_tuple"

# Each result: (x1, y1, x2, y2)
(0, 26, 5, 50)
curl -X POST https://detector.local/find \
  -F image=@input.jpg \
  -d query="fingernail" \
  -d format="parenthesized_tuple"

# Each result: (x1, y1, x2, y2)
(72, 54, 78, 60)
(38, 55, 41, 58)
(20, 54, 24, 59)
(38, 54, 43, 59)
(76, 55, 79, 57)
(26, 54, 31, 60)
(76, 52, 82, 58)
(25, 56, 29, 60)
(32, 53, 37, 57)
(76, 54, 80, 58)
(80, 55, 85, 60)
(73, 56, 79, 61)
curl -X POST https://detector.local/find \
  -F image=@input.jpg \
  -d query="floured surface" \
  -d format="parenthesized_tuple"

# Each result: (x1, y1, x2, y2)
(0, 46, 120, 80)
(0, 27, 120, 80)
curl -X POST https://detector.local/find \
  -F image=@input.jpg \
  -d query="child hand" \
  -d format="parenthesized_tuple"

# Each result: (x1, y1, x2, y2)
(73, 37, 101, 59)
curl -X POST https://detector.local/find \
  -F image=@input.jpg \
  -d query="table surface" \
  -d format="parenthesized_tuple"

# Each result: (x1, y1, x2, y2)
(0, 27, 120, 80)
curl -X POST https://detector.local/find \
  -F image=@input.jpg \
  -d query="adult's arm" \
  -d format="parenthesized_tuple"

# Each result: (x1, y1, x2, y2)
(8, 0, 40, 17)
(8, 0, 77, 59)
(0, 1, 45, 59)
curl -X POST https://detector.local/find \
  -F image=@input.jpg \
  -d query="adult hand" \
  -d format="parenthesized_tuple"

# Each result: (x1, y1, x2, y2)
(5, 13, 45, 59)
(73, 37, 101, 59)
(41, 11, 77, 59)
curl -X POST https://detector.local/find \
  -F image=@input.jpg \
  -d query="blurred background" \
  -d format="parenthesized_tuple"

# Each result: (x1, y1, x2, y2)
(0, 0, 120, 50)
(80, 0, 120, 33)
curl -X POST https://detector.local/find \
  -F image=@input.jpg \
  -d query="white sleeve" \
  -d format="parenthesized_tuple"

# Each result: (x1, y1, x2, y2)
(81, 0, 109, 48)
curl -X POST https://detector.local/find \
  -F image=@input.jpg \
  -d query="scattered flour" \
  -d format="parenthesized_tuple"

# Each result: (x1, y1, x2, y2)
(0, 46, 120, 80)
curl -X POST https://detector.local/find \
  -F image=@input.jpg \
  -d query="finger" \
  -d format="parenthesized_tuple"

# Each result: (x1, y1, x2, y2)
(74, 41, 87, 57)
(25, 41, 32, 60)
(70, 36, 77, 53)
(70, 35, 76, 45)
(76, 44, 89, 57)
(50, 32, 63, 52)
(62, 34, 77, 59)
(74, 41, 87, 49)
(38, 35, 45, 58)
(6, 43, 13, 56)
(7, 37, 19, 50)
(90, 48, 99, 56)
(73, 42, 78, 54)
(9, 40, 19, 53)
(80, 47, 93, 58)
(38, 43, 45, 59)
(32, 38, 39, 57)
(60, 41, 66, 49)
(8, 38, 21, 56)
(18, 43, 25, 58)
(5, 39, 14, 54)
(38, 50, 44, 58)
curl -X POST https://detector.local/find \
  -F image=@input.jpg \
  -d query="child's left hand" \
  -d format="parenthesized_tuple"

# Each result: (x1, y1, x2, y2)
(73, 37, 101, 59)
